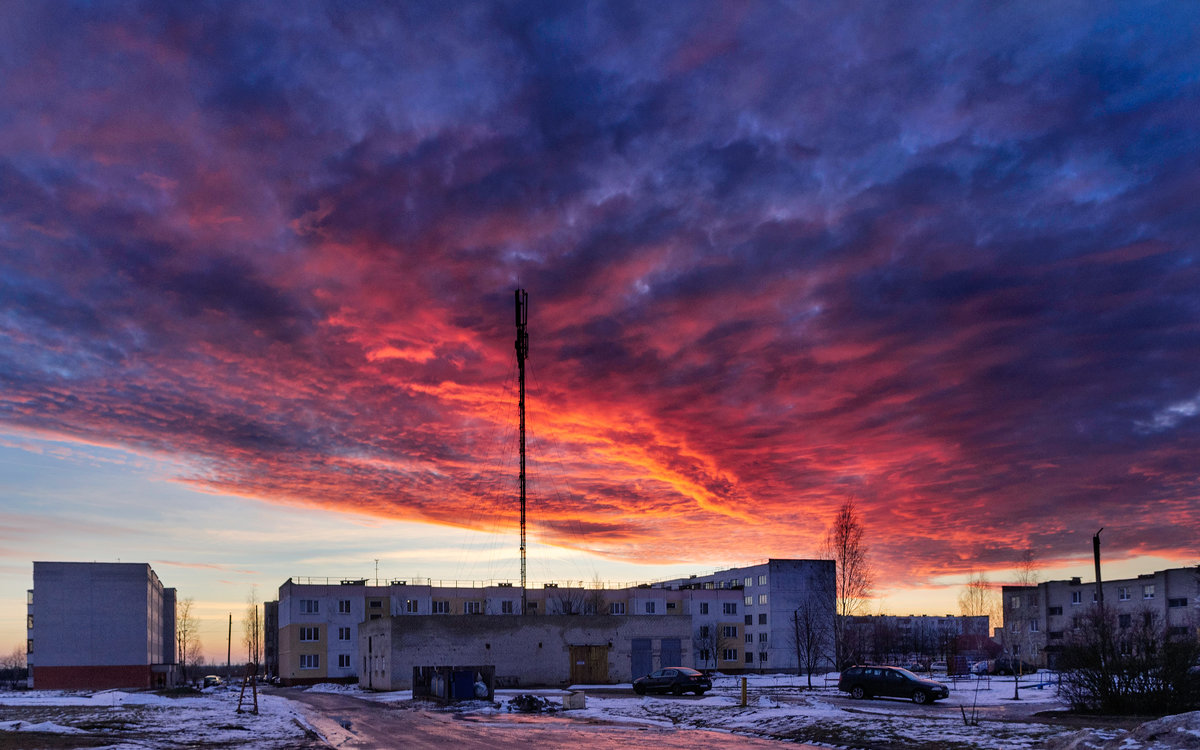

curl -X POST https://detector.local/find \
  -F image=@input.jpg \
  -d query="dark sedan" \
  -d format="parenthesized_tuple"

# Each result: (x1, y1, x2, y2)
(632, 667, 712, 695)
(838, 665, 950, 704)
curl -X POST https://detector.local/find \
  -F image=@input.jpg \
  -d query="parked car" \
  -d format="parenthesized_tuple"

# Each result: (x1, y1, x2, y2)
(838, 666, 950, 704)
(986, 658, 1039, 676)
(202, 675, 223, 688)
(632, 667, 712, 696)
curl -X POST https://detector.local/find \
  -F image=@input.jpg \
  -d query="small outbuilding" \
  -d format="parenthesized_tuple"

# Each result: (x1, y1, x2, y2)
(360, 614, 692, 690)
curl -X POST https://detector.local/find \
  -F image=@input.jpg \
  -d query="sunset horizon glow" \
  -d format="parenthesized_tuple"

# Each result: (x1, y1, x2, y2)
(2, 3, 1199, 662)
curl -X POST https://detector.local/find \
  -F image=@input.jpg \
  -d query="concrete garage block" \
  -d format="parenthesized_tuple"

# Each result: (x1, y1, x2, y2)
(562, 691, 586, 710)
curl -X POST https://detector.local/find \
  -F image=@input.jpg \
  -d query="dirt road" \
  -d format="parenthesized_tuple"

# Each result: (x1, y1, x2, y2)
(285, 690, 814, 749)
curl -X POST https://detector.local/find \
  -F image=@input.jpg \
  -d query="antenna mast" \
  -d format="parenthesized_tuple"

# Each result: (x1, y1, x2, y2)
(515, 288, 529, 614)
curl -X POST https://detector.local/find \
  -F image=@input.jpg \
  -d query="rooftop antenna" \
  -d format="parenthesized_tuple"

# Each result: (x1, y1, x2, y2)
(515, 288, 529, 614)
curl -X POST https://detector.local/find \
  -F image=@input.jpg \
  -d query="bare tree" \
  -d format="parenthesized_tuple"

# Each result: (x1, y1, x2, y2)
(823, 498, 874, 669)
(791, 601, 831, 687)
(958, 571, 1000, 632)
(1006, 549, 1039, 699)
(693, 625, 719, 670)
(176, 597, 201, 684)
(243, 589, 262, 670)
(1, 645, 27, 688)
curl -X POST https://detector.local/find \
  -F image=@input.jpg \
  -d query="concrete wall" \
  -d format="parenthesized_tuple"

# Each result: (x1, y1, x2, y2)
(359, 615, 693, 690)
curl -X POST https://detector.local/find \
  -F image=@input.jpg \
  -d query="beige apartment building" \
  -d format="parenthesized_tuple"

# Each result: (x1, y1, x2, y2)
(1002, 565, 1199, 668)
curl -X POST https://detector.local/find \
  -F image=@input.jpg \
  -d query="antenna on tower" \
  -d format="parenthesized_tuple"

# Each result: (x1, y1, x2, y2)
(515, 288, 529, 614)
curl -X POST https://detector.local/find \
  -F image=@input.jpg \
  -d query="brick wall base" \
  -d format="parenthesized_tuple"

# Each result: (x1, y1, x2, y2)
(33, 664, 155, 690)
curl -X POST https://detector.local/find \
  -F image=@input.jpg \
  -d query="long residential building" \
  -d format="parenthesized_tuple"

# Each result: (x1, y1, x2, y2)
(27, 562, 177, 689)
(1002, 565, 1200, 668)
(275, 558, 834, 686)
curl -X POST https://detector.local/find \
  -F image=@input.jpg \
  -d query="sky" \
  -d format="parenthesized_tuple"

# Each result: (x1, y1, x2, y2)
(2, 2, 1199, 662)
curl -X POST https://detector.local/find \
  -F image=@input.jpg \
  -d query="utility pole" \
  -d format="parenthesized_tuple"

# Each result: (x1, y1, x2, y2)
(515, 288, 529, 614)
(1093, 528, 1104, 608)
(226, 613, 232, 671)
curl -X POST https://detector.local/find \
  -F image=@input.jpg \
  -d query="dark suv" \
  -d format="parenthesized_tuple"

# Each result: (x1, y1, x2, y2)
(838, 666, 949, 704)
(632, 667, 712, 695)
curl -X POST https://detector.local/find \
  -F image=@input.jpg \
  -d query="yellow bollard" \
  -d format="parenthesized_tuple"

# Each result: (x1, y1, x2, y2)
(741, 676, 747, 707)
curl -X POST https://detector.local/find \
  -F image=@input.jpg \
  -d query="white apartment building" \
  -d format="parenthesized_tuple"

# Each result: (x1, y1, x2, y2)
(27, 562, 177, 689)
(275, 558, 834, 685)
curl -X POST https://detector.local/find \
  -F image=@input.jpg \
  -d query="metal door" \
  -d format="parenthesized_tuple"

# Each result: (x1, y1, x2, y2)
(631, 638, 652, 679)
(660, 638, 681, 667)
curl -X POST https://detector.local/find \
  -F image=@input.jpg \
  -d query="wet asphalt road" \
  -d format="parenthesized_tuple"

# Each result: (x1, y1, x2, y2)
(284, 689, 819, 749)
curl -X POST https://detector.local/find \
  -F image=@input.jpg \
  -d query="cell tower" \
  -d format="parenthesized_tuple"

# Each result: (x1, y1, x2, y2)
(514, 288, 529, 614)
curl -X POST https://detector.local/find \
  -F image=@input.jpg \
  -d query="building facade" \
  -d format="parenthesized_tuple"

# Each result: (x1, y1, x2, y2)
(1002, 566, 1200, 668)
(360, 614, 693, 690)
(27, 562, 177, 689)
(275, 558, 834, 686)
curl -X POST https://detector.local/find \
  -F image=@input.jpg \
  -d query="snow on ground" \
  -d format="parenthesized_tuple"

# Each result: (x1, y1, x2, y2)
(0, 684, 318, 748)
(554, 673, 1070, 750)
(0, 673, 1185, 749)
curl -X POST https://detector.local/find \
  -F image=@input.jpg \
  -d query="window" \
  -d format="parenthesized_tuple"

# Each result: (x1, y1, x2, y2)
(338, 599, 351, 614)
(759, 651, 768, 662)
(405, 599, 419, 613)
(299, 654, 319, 670)
(301, 599, 319, 614)
(699, 602, 709, 615)
(584, 600, 598, 614)
(699, 626, 710, 638)
(610, 602, 626, 615)
(1143, 584, 1155, 599)
(1028, 620, 1038, 632)
(723, 602, 737, 615)
(1048, 606, 1063, 616)
(501, 601, 515, 614)
(666, 601, 676, 610)
(26, 639, 32, 655)
(758, 575, 767, 585)
(1011, 596, 1021, 610)
(745, 577, 753, 588)
(699, 649, 710, 662)
(369, 599, 383, 609)
(338, 627, 351, 641)
(1118, 587, 1130, 602)
(338, 654, 351, 669)
(645, 602, 656, 614)
(1169, 597, 1188, 608)
(744, 615, 753, 625)
(1012, 644, 1020, 656)
(464, 601, 482, 614)
(1071, 591, 1082, 605)
(722, 648, 738, 662)
(758, 614, 767, 625)
(1169, 626, 1190, 637)
(527, 602, 538, 611)
(1119, 614, 1131, 628)
(369, 614, 381, 620)
(745, 632, 753, 643)
(723, 625, 738, 638)
(432, 601, 450, 614)
(26, 614, 33, 629)
(745, 596, 753, 606)
(1048, 631, 1063, 640)
(745, 652, 754, 663)
(300, 626, 320, 642)
(758, 594, 768, 605)
(758, 632, 768, 643)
